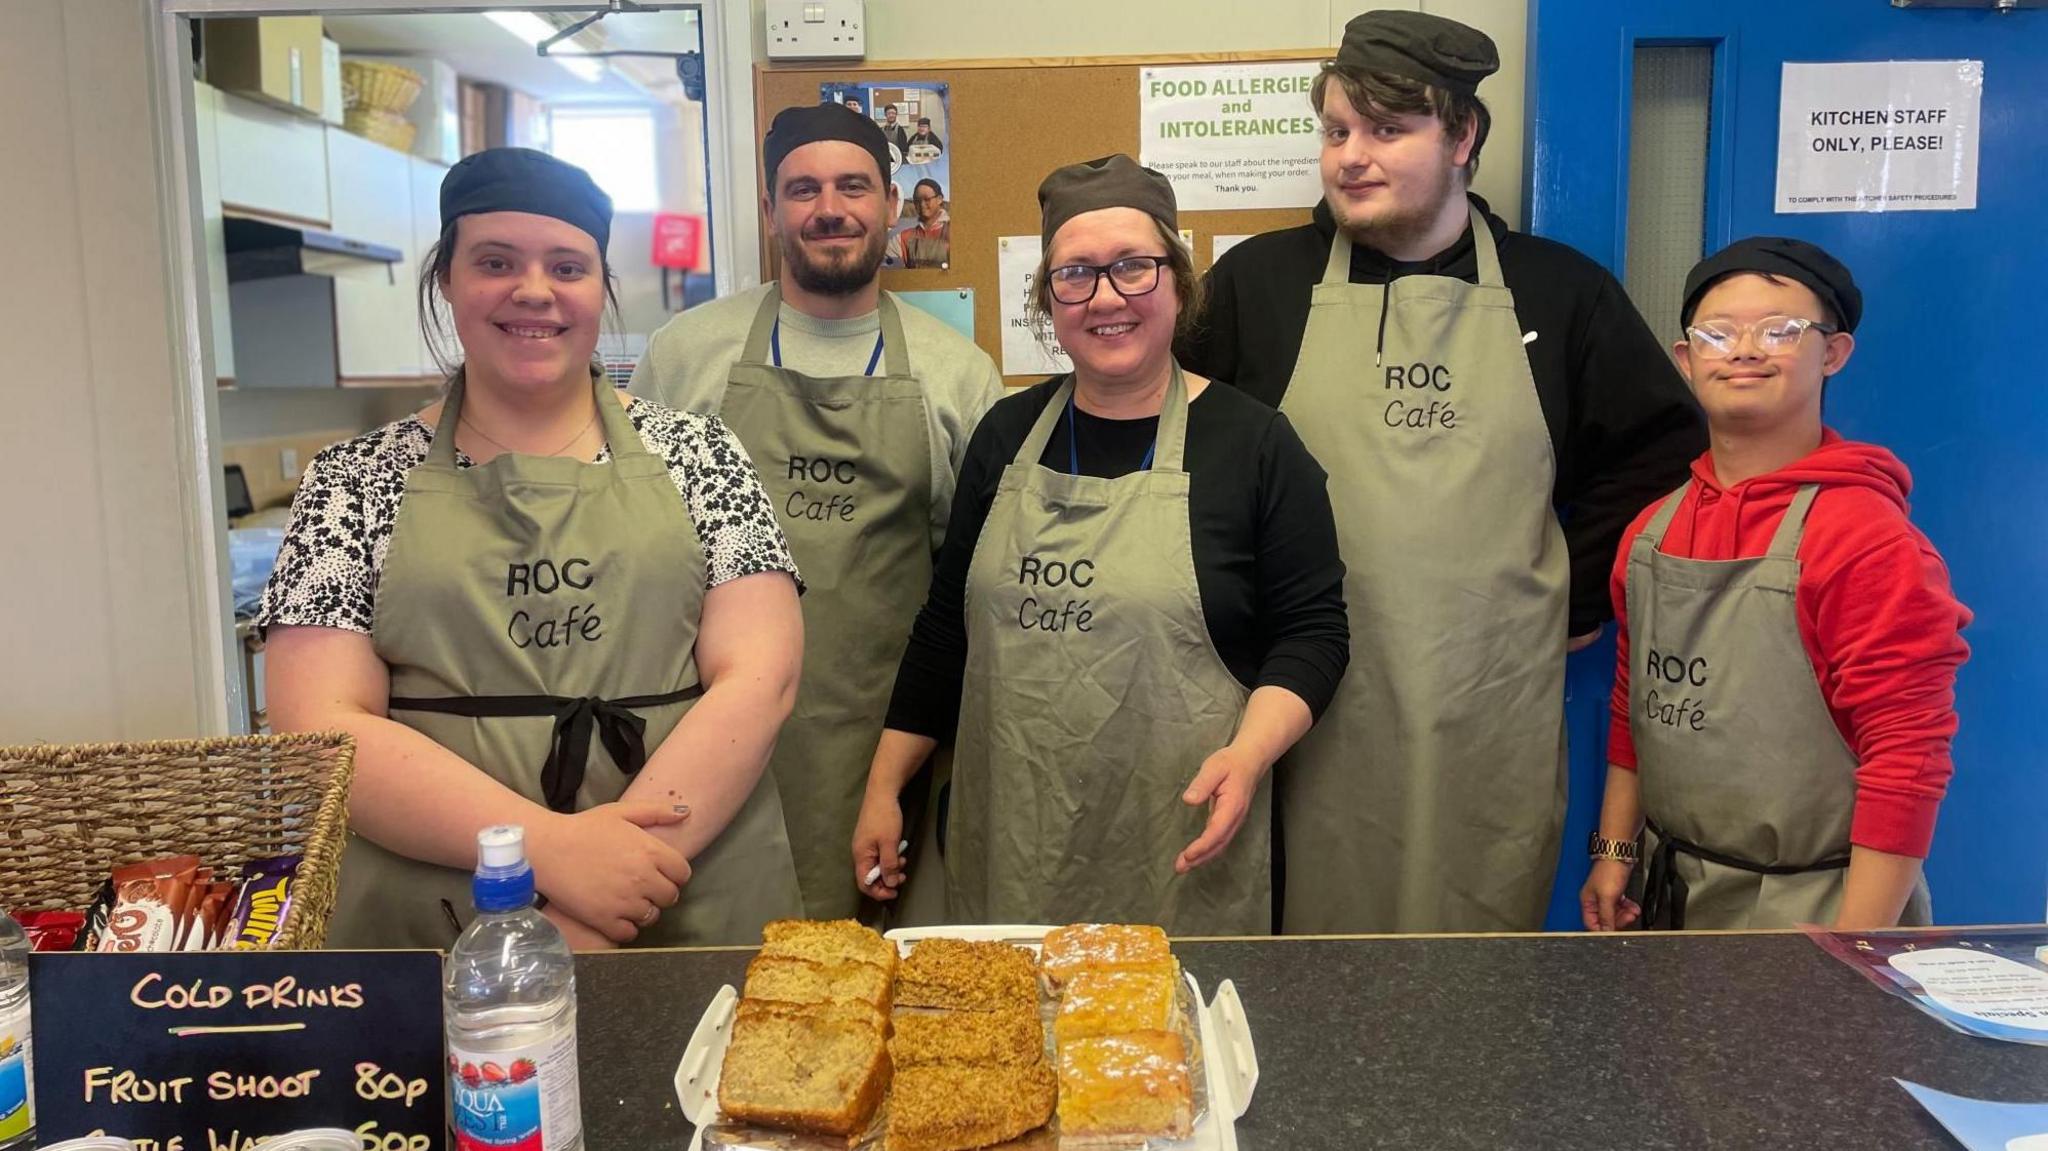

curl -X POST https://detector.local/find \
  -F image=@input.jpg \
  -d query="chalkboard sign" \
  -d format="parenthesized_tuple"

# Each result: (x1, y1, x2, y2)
(28, 950, 444, 1151)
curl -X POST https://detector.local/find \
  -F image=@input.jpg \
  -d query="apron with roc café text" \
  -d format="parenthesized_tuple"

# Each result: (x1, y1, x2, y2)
(947, 370, 1266, 934)
(1627, 482, 1931, 929)
(721, 289, 938, 920)
(1277, 207, 1570, 933)
(329, 371, 802, 948)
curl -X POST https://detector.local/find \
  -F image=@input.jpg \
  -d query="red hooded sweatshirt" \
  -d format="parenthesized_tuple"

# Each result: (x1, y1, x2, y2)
(1607, 430, 1971, 858)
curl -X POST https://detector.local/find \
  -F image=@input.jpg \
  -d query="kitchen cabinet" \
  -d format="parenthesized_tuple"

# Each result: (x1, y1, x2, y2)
(216, 91, 330, 225)
(205, 17, 326, 119)
(327, 126, 422, 380)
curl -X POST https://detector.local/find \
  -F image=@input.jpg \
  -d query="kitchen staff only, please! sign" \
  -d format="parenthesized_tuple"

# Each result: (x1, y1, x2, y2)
(1139, 62, 1323, 212)
(1775, 59, 1983, 214)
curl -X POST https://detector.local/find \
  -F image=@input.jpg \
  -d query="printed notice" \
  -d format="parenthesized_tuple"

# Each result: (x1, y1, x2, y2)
(1812, 926, 2048, 1046)
(997, 236, 1071, 378)
(1899, 1080, 2048, 1151)
(1140, 62, 1323, 211)
(1776, 59, 1982, 213)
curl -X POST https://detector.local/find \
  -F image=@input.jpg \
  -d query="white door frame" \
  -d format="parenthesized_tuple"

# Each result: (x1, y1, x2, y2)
(150, 0, 759, 732)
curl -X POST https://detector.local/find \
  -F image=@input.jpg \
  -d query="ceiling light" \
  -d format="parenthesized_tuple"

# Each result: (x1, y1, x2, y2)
(485, 10, 607, 83)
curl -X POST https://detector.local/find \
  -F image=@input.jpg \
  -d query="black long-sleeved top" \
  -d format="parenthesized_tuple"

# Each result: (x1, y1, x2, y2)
(885, 377, 1350, 741)
(1176, 194, 1707, 635)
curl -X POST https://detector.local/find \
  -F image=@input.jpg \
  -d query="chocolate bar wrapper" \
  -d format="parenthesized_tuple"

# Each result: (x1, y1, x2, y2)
(97, 854, 201, 953)
(8, 909, 87, 952)
(80, 879, 115, 952)
(229, 854, 301, 950)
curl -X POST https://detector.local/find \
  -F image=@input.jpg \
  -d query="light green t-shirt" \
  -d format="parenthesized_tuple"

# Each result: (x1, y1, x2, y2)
(630, 283, 1004, 553)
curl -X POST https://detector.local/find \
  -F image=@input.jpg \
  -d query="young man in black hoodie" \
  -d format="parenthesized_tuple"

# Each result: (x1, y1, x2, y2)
(1180, 9, 1706, 934)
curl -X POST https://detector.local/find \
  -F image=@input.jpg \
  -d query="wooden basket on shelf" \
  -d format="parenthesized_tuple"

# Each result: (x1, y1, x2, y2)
(341, 59, 424, 115)
(345, 107, 418, 154)
(0, 732, 355, 950)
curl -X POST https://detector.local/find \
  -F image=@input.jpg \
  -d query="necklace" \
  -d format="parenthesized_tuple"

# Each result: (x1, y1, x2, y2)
(459, 405, 599, 459)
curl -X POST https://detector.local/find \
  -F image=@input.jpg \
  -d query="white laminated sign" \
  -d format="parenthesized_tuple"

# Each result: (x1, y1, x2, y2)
(997, 236, 1071, 378)
(1775, 59, 1982, 213)
(1140, 62, 1323, 211)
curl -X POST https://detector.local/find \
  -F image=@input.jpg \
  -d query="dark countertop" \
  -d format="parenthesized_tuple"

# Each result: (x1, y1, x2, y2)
(574, 932, 2048, 1150)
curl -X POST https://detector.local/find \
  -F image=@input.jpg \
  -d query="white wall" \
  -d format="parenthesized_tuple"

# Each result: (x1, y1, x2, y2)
(0, 0, 219, 743)
(758, 0, 1527, 226)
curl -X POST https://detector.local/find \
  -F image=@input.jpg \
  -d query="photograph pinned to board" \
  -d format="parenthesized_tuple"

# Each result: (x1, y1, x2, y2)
(1809, 925, 2048, 1045)
(822, 80, 953, 269)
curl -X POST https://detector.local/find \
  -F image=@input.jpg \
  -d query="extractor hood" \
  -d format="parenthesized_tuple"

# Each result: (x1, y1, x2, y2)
(224, 215, 404, 283)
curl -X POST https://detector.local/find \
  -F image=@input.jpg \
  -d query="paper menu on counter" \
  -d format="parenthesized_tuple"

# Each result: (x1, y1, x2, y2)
(1900, 1080, 2048, 1151)
(1811, 925, 2048, 1045)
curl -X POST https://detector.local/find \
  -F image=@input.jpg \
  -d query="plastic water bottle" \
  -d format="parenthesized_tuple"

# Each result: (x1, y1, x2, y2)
(0, 912, 33, 1151)
(444, 826, 584, 1151)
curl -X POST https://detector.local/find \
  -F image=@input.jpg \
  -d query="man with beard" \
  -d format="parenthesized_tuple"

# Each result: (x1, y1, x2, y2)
(634, 103, 1002, 921)
(1179, 10, 1705, 934)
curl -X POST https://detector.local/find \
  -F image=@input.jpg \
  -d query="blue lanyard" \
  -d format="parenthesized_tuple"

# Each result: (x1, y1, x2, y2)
(1066, 394, 1157, 477)
(771, 320, 884, 375)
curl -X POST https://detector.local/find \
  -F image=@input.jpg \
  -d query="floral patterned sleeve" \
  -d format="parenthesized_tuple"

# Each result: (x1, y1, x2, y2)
(650, 406, 802, 590)
(254, 440, 383, 634)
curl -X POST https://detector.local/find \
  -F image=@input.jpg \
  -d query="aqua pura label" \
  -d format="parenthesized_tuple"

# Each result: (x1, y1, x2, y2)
(448, 1031, 580, 1151)
(0, 999, 33, 1141)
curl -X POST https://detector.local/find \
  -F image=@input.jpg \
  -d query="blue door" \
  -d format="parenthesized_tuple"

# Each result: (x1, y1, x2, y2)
(1530, 0, 2047, 927)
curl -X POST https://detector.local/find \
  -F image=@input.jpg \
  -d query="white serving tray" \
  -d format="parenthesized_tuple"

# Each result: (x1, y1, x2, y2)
(674, 925, 1259, 1151)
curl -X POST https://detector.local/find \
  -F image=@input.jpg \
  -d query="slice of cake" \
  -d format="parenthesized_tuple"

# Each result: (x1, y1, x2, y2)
(717, 998, 889, 1138)
(1055, 1030, 1194, 1143)
(743, 953, 892, 1015)
(1051, 967, 1179, 1044)
(894, 937, 1038, 1012)
(883, 1061, 1057, 1151)
(760, 918, 900, 978)
(1039, 923, 1172, 990)
(890, 1006, 1045, 1068)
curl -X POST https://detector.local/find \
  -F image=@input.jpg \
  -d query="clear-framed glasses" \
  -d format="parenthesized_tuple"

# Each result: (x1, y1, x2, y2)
(1046, 255, 1169, 305)
(1685, 314, 1840, 359)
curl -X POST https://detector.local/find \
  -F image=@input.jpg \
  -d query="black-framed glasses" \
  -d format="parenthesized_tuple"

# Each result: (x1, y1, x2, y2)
(1685, 314, 1840, 359)
(1046, 255, 1169, 305)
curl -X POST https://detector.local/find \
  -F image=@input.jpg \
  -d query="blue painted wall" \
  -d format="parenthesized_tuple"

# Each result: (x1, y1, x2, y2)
(1530, 0, 2047, 927)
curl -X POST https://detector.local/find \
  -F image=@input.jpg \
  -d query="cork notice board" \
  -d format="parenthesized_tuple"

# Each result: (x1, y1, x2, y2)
(754, 50, 1332, 387)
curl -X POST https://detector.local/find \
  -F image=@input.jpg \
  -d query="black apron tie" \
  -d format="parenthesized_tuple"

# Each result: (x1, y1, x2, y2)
(389, 685, 704, 813)
(1641, 820, 1851, 931)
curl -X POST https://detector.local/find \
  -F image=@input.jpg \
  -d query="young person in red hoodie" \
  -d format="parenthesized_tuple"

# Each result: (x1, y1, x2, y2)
(1580, 237, 1970, 932)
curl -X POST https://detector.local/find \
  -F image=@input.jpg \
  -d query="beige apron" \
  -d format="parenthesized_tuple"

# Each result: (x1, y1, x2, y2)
(721, 290, 937, 920)
(1277, 207, 1570, 933)
(947, 370, 1266, 934)
(1628, 482, 1931, 929)
(328, 370, 802, 949)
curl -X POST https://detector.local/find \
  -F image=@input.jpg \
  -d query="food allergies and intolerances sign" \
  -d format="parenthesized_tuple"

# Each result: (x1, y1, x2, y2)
(1775, 60, 1982, 214)
(1140, 62, 1323, 211)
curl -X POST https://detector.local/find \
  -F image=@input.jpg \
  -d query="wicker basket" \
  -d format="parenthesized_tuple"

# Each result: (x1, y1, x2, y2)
(341, 59, 424, 115)
(345, 107, 418, 154)
(0, 732, 355, 950)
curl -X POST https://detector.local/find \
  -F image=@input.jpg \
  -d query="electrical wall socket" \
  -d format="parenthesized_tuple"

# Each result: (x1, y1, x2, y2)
(280, 447, 301, 480)
(763, 0, 866, 60)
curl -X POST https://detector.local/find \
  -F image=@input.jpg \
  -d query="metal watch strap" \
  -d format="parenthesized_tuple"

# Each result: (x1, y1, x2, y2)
(1588, 831, 1641, 865)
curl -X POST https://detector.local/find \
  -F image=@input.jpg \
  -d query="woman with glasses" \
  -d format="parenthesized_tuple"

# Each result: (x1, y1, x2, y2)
(895, 178, 951, 268)
(851, 155, 1348, 932)
(1580, 237, 1970, 933)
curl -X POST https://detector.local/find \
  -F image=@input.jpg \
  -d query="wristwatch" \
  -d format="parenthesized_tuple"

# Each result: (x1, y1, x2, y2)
(1588, 831, 1640, 865)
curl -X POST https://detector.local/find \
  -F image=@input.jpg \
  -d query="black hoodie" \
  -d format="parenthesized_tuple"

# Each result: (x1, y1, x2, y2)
(1177, 194, 1707, 634)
